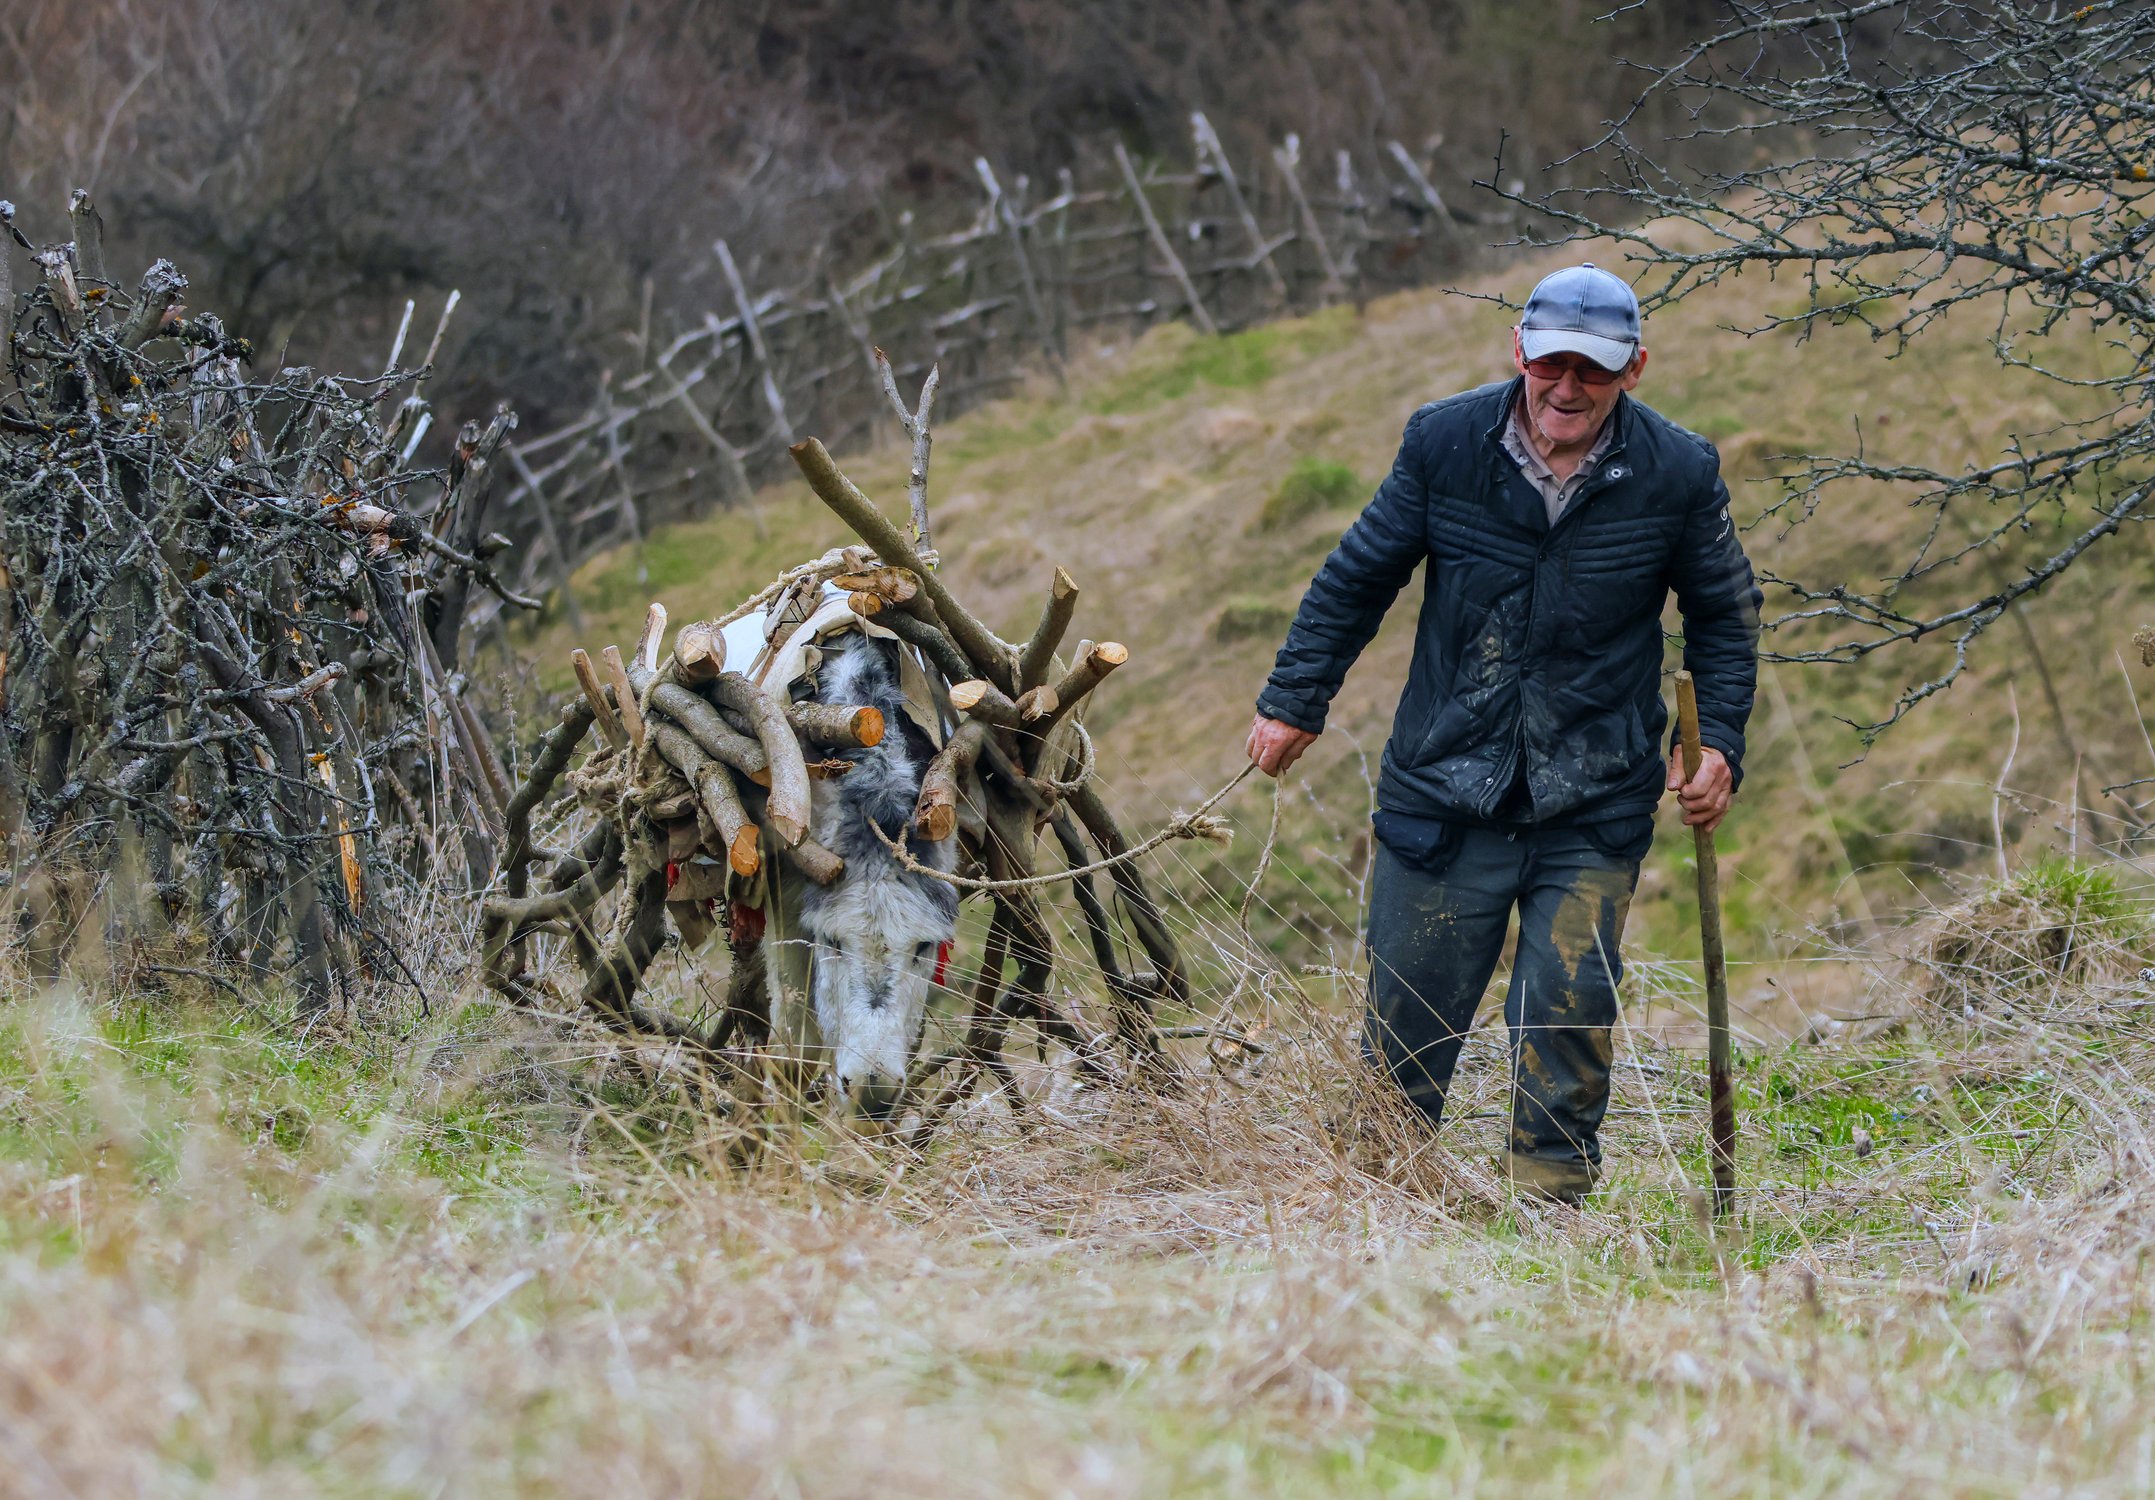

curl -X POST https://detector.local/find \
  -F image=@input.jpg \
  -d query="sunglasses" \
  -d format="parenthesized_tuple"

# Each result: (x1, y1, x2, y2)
(1523, 354, 1629, 385)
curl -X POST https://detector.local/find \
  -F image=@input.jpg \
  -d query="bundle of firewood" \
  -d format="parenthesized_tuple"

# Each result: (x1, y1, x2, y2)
(481, 408, 1190, 1115)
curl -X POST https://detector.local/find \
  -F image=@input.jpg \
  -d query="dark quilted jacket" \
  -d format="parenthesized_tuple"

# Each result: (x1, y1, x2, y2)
(1256, 377, 1762, 825)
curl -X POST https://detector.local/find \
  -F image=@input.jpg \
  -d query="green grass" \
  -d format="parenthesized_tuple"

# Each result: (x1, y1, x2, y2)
(1087, 310, 1360, 415)
(1212, 596, 1298, 643)
(1254, 456, 1361, 532)
(2011, 854, 2145, 931)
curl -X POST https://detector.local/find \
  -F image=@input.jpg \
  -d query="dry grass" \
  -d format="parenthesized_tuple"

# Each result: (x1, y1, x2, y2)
(4, 851, 2153, 1496)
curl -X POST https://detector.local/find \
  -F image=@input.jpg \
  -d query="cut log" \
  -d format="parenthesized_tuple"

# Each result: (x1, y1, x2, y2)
(949, 678, 1020, 729)
(786, 701, 884, 749)
(600, 646, 646, 750)
(1031, 640, 1126, 741)
(650, 721, 762, 878)
(673, 619, 726, 684)
(648, 681, 769, 783)
(1016, 685, 1059, 723)
(846, 590, 884, 618)
(572, 647, 628, 749)
(784, 836, 845, 885)
(1018, 567, 1078, 691)
(709, 671, 811, 846)
(915, 719, 988, 843)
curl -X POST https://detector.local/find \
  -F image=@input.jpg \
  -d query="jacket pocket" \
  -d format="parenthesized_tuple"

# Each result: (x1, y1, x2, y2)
(1374, 811, 1467, 877)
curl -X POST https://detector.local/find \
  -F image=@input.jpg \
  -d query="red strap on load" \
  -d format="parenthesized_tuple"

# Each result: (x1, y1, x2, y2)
(729, 900, 766, 949)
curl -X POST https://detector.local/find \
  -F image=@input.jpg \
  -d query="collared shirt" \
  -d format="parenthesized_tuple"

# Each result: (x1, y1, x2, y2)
(1501, 398, 1615, 527)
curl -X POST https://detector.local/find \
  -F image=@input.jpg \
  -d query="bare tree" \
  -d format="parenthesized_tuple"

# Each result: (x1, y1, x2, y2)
(1493, 0, 2155, 741)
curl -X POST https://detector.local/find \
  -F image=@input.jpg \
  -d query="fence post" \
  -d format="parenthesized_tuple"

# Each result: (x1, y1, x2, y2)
(713, 238, 795, 445)
(1113, 141, 1218, 337)
(1386, 139, 1472, 259)
(1050, 166, 1075, 355)
(598, 377, 645, 552)
(826, 274, 883, 390)
(1336, 150, 1371, 313)
(1274, 134, 1344, 305)
(976, 158, 1061, 365)
(1192, 112, 1289, 308)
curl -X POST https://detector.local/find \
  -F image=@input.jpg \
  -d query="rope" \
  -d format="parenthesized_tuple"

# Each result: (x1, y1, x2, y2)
(1029, 720, 1098, 797)
(866, 763, 1259, 893)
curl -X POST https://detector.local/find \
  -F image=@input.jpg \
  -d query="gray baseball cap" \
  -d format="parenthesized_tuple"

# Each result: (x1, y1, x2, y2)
(1518, 263, 1641, 372)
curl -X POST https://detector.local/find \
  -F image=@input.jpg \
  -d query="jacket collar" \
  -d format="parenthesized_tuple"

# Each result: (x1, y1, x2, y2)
(1482, 377, 1639, 536)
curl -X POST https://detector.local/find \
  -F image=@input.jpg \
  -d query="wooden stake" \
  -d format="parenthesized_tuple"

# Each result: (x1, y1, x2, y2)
(1386, 140, 1472, 258)
(714, 238, 795, 444)
(507, 445, 584, 632)
(634, 601, 668, 675)
(600, 646, 645, 751)
(1192, 113, 1288, 304)
(1113, 141, 1218, 336)
(1676, 669, 1737, 1217)
(1274, 135, 1345, 303)
(572, 648, 627, 749)
(975, 159, 1060, 365)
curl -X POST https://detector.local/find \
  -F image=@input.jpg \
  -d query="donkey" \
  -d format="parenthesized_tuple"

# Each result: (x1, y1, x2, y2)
(748, 625, 959, 1123)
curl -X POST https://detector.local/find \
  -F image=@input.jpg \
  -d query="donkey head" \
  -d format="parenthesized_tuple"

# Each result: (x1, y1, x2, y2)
(796, 634, 958, 1121)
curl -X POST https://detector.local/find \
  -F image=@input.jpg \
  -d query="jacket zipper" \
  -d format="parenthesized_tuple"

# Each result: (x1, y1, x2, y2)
(1477, 429, 1631, 820)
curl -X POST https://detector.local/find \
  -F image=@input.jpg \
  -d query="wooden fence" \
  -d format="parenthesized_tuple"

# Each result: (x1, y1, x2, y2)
(468, 118, 1505, 625)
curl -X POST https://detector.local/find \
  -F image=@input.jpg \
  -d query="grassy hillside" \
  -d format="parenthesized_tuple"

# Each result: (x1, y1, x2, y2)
(5, 247, 2154, 1499)
(520, 246, 2155, 1034)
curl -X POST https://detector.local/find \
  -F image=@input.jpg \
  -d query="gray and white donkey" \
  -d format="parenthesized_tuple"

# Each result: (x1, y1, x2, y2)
(763, 629, 959, 1121)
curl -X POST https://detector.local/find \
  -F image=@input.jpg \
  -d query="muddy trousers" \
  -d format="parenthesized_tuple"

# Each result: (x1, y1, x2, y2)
(1362, 820, 1647, 1198)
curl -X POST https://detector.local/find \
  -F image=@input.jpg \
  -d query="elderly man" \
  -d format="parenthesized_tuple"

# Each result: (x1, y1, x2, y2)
(1247, 264, 1761, 1204)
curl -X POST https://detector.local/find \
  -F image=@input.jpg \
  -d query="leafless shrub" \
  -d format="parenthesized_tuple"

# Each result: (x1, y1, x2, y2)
(0, 194, 536, 1011)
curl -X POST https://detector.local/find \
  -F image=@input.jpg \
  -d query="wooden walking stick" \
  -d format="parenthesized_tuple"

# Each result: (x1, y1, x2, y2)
(1675, 670, 1738, 1216)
